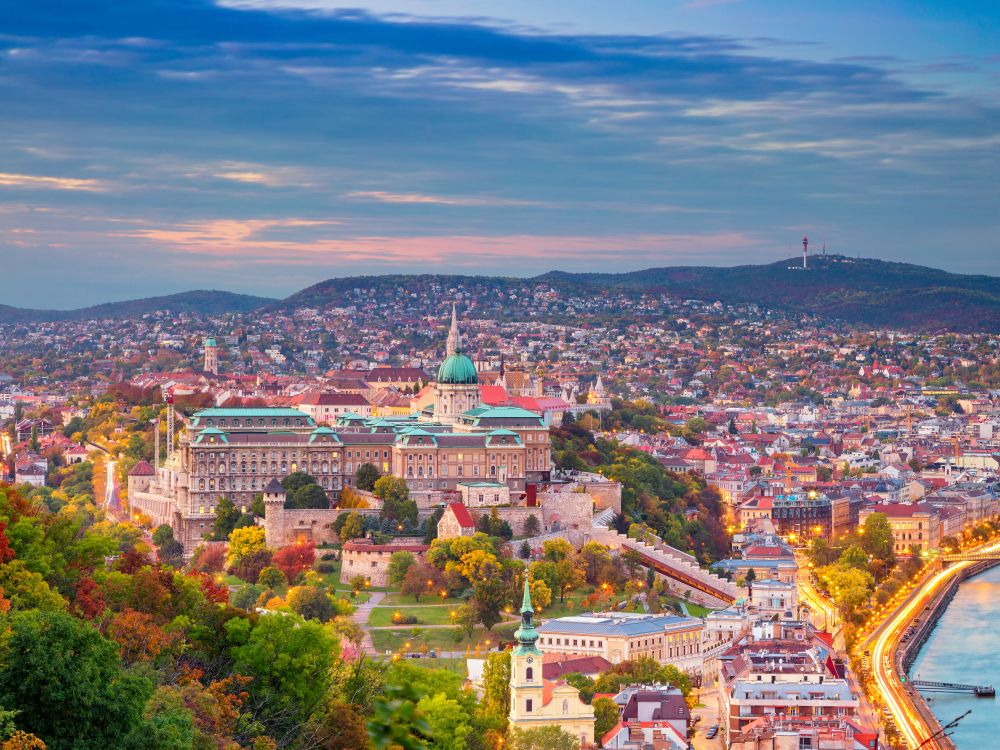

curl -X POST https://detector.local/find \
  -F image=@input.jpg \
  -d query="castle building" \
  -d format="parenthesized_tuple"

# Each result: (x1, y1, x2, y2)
(509, 578, 594, 746)
(126, 306, 552, 554)
(586, 375, 612, 410)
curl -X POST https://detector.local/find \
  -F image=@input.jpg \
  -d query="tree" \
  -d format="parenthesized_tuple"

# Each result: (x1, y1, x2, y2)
(0, 610, 152, 750)
(860, 512, 896, 575)
(258, 566, 286, 588)
(480, 650, 511, 726)
(211, 497, 241, 540)
(337, 511, 365, 543)
(228, 613, 337, 729)
(226, 526, 267, 568)
(417, 693, 474, 750)
(387, 551, 417, 587)
(356, 463, 381, 492)
(401, 563, 444, 603)
(366, 683, 432, 750)
(522, 514, 540, 537)
(454, 604, 477, 639)
(472, 576, 506, 631)
(338, 487, 370, 510)
(286, 585, 336, 622)
(288, 483, 329, 510)
(311, 701, 370, 750)
(578, 541, 612, 586)
(250, 492, 266, 517)
(282, 472, 316, 496)
(593, 697, 619, 739)
(527, 577, 552, 611)
(518, 541, 531, 559)
(562, 672, 595, 703)
(510, 726, 578, 750)
(840, 545, 870, 570)
(233, 548, 273, 583)
(272, 541, 316, 584)
(375, 476, 418, 528)
(542, 538, 573, 562)
(151, 524, 174, 546)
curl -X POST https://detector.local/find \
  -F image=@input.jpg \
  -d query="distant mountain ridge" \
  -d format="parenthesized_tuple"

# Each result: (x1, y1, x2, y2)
(2, 256, 997, 331)
(280, 255, 1000, 332)
(0, 290, 275, 324)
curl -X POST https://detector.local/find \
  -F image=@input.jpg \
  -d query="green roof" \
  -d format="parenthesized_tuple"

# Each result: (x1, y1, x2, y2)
(205, 337, 217, 347)
(513, 576, 541, 656)
(193, 427, 228, 444)
(437, 353, 478, 385)
(192, 408, 310, 418)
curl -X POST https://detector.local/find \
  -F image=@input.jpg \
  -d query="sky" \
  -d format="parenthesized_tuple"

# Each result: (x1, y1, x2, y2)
(1, 0, 998, 307)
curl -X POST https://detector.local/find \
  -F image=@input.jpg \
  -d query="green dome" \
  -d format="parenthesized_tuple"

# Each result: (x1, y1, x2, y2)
(437, 353, 478, 385)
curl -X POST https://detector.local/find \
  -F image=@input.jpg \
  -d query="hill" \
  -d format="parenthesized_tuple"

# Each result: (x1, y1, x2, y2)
(0, 290, 275, 324)
(279, 256, 1000, 332)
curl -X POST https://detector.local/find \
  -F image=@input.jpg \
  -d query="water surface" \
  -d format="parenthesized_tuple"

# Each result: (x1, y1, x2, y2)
(910, 565, 1000, 747)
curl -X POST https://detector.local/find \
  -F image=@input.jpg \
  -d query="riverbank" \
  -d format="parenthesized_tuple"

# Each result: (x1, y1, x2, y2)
(909, 565, 1000, 749)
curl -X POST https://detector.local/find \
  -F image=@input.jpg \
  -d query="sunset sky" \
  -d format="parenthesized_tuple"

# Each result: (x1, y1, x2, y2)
(2, 0, 998, 306)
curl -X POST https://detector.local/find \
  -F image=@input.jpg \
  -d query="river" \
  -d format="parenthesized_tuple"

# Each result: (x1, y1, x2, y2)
(909, 565, 1000, 747)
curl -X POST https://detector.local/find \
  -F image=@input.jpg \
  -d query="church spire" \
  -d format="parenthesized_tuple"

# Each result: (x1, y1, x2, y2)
(514, 576, 541, 654)
(446, 302, 462, 357)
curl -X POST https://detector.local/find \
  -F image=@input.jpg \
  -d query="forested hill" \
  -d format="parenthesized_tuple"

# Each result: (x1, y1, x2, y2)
(278, 255, 1000, 333)
(5, 256, 998, 331)
(0, 290, 274, 324)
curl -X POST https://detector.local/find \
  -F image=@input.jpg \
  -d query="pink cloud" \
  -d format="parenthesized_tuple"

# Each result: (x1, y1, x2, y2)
(114, 218, 764, 268)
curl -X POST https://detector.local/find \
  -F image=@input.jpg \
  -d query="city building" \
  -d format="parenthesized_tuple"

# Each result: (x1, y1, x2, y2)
(858, 502, 941, 555)
(537, 612, 705, 675)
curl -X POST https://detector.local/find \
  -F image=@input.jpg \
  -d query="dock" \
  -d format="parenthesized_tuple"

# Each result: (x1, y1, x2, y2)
(912, 679, 996, 697)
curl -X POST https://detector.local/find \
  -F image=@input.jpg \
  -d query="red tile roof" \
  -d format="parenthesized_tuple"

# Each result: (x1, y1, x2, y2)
(447, 502, 475, 528)
(129, 460, 155, 476)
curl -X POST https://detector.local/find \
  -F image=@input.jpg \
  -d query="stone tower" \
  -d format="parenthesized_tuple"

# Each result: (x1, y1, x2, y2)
(204, 337, 219, 375)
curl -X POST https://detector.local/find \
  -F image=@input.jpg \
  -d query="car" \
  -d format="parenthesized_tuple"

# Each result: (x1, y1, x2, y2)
(706, 726, 719, 739)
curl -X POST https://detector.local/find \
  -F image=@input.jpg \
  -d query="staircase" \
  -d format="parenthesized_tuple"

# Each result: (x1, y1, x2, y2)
(592, 507, 617, 529)
(593, 529, 738, 607)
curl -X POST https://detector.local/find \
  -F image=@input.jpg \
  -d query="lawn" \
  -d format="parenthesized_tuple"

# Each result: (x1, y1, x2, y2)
(368, 604, 459, 627)
(378, 591, 453, 606)
(371, 622, 518, 655)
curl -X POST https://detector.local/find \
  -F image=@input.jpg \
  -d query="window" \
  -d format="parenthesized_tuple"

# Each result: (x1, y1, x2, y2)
(526, 667, 533, 681)
(525, 699, 533, 713)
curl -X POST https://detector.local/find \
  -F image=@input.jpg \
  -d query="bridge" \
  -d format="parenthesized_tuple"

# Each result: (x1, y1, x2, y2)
(940, 550, 1000, 564)
(592, 528, 738, 607)
(912, 679, 996, 697)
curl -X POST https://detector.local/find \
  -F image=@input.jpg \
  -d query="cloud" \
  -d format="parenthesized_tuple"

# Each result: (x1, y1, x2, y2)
(0, 172, 107, 191)
(345, 190, 544, 206)
(112, 217, 763, 268)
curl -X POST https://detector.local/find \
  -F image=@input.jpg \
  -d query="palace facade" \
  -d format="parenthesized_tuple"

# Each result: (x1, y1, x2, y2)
(127, 306, 552, 552)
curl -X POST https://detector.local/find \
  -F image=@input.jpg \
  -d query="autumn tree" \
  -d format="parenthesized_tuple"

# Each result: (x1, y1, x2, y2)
(401, 563, 444, 603)
(272, 541, 316, 583)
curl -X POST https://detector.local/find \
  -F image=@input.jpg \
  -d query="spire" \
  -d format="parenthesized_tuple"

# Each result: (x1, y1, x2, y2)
(520, 575, 533, 615)
(446, 302, 462, 357)
(513, 575, 541, 654)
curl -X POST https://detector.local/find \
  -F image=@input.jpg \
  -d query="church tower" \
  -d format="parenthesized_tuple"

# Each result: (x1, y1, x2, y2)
(509, 577, 544, 723)
(508, 577, 595, 744)
(204, 337, 219, 375)
(434, 304, 480, 425)
(507, 575, 594, 745)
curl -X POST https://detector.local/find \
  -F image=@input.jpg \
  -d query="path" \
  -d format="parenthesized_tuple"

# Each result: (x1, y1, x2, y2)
(353, 591, 385, 654)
